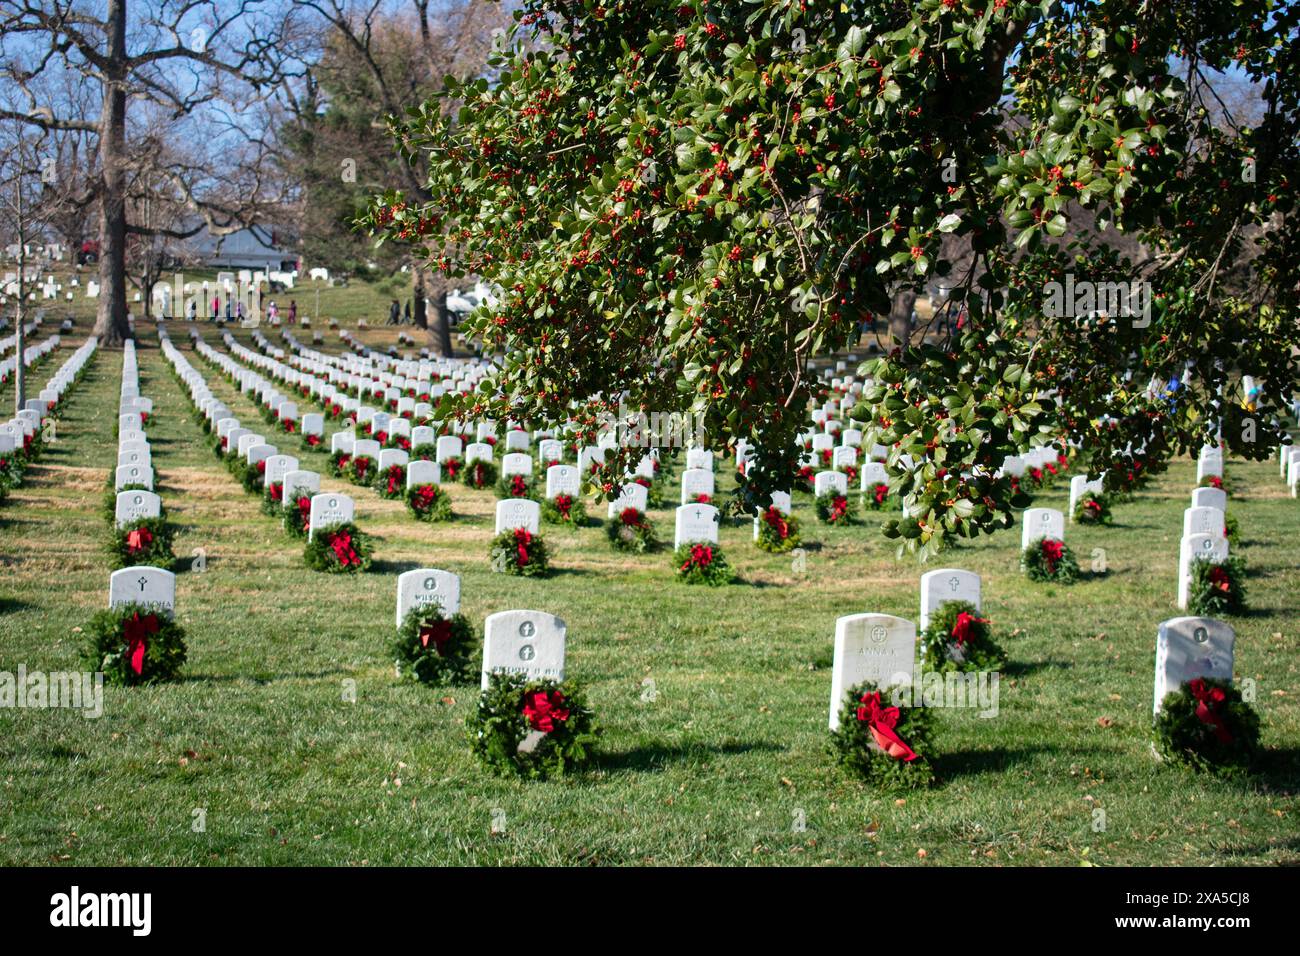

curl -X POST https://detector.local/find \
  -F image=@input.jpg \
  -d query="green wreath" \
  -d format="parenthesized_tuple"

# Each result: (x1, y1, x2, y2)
(674, 542, 735, 585)
(542, 493, 588, 526)
(1154, 677, 1260, 778)
(239, 458, 267, 494)
(828, 680, 935, 790)
(347, 454, 376, 487)
(441, 455, 465, 483)
(284, 492, 313, 537)
(260, 482, 286, 516)
(301, 432, 325, 453)
(410, 442, 437, 461)
(374, 463, 407, 499)
(920, 600, 1006, 673)
(406, 482, 453, 522)
(1072, 492, 1112, 525)
(1187, 555, 1247, 616)
(633, 476, 664, 508)
(861, 481, 894, 510)
(102, 482, 157, 523)
(304, 522, 373, 573)
(1198, 473, 1230, 494)
(496, 472, 536, 500)
(108, 517, 175, 570)
(489, 527, 550, 576)
(1021, 537, 1080, 583)
(467, 672, 599, 779)
(81, 603, 188, 686)
(0, 450, 25, 488)
(1223, 512, 1241, 549)
(328, 449, 351, 477)
(815, 491, 856, 525)
(391, 604, 477, 685)
(463, 458, 498, 489)
(755, 506, 801, 553)
(606, 507, 658, 552)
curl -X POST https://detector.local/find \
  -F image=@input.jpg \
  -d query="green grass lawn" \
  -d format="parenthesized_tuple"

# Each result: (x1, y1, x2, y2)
(0, 318, 1297, 866)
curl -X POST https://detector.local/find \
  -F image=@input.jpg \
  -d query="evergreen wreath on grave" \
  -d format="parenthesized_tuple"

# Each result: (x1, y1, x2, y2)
(862, 482, 894, 510)
(495, 472, 535, 500)
(441, 455, 464, 482)
(304, 522, 373, 573)
(674, 542, 735, 585)
(815, 491, 856, 525)
(238, 457, 267, 494)
(280, 416, 297, 434)
(1021, 536, 1080, 583)
(391, 603, 477, 685)
(82, 603, 188, 686)
(260, 481, 285, 516)
(1223, 512, 1241, 549)
(347, 453, 376, 487)
(606, 506, 657, 552)
(467, 673, 599, 779)
(1187, 555, 1247, 616)
(1198, 473, 1230, 493)
(829, 680, 935, 790)
(1072, 491, 1113, 525)
(108, 517, 175, 570)
(842, 463, 859, 486)
(633, 475, 664, 508)
(463, 458, 498, 489)
(490, 527, 550, 576)
(328, 449, 351, 477)
(301, 432, 323, 451)
(755, 506, 801, 553)
(1154, 677, 1260, 779)
(284, 493, 313, 537)
(410, 442, 437, 461)
(0, 450, 24, 487)
(542, 493, 587, 526)
(375, 463, 407, 499)
(406, 482, 452, 522)
(919, 600, 1006, 673)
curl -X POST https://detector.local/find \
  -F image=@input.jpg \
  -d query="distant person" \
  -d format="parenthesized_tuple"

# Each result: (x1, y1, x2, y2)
(288, 300, 297, 324)
(223, 298, 232, 323)
(388, 299, 400, 325)
(404, 300, 411, 324)
(211, 294, 219, 320)
(235, 301, 245, 323)
(267, 300, 279, 324)
(188, 300, 197, 322)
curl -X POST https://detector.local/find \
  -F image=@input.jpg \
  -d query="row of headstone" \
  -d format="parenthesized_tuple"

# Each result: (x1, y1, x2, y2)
(1177, 445, 1231, 609)
(0, 336, 95, 472)
(113, 340, 163, 526)
(0, 332, 60, 389)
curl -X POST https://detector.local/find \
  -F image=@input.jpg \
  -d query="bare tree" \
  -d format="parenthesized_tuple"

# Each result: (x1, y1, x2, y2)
(284, 0, 510, 355)
(0, 0, 302, 346)
(0, 124, 72, 413)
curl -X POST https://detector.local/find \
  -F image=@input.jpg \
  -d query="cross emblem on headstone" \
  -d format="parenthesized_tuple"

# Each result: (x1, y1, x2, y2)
(519, 621, 535, 638)
(137, 576, 149, 591)
(1193, 626, 1209, 644)
(948, 576, 961, 592)
(870, 625, 887, 644)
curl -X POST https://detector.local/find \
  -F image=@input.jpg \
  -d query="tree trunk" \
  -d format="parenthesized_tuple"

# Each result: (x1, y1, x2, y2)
(412, 267, 427, 330)
(434, 292, 454, 358)
(888, 289, 917, 351)
(93, 0, 131, 347)
(14, 246, 25, 416)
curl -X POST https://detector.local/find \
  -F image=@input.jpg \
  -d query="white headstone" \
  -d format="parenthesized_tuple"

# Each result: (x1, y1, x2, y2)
(114, 490, 162, 528)
(828, 613, 916, 730)
(282, 470, 321, 506)
(308, 493, 355, 541)
(680, 467, 715, 503)
(674, 503, 719, 549)
(1191, 487, 1227, 513)
(396, 569, 461, 627)
(481, 610, 566, 690)
(495, 498, 540, 535)
(109, 567, 175, 613)
(919, 569, 981, 631)
(545, 464, 580, 500)
(608, 482, 649, 517)
(1177, 533, 1230, 610)
(1021, 508, 1065, 550)
(814, 470, 848, 498)
(407, 459, 441, 488)
(1153, 617, 1235, 715)
(114, 464, 153, 491)
(436, 435, 463, 462)
(1182, 506, 1226, 540)
(501, 452, 533, 477)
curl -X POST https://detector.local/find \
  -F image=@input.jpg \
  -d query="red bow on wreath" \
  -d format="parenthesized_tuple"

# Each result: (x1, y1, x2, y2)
(1207, 565, 1232, 593)
(1041, 538, 1064, 573)
(620, 507, 642, 527)
(554, 494, 572, 517)
(256, 459, 267, 474)
(123, 611, 160, 676)
(510, 474, 528, 496)
(855, 691, 918, 762)
(386, 466, 403, 495)
(125, 527, 153, 554)
(682, 543, 713, 570)
(267, 482, 283, 502)
(417, 619, 452, 655)
(1188, 678, 1233, 744)
(830, 494, 848, 521)
(414, 485, 437, 509)
(514, 528, 533, 565)
(297, 495, 312, 528)
(951, 611, 989, 647)
(764, 506, 788, 540)
(522, 689, 570, 733)
(872, 483, 889, 505)
(1085, 499, 1102, 515)
(330, 531, 360, 567)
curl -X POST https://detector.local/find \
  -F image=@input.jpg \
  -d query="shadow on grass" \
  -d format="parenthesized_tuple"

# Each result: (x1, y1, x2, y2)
(180, 668, 351, 685)
(1254, 747, 1300, 791)
(936, 744, 1081, 781)
(1002, 659, 1074, 677)
(597, 740, 785, 774)
(0, 595, 33, 614)
(369, 558, 427, 575)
